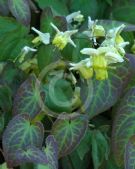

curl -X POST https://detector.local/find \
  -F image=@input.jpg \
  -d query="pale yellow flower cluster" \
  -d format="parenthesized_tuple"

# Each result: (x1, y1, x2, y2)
(20, 12, 128, 80)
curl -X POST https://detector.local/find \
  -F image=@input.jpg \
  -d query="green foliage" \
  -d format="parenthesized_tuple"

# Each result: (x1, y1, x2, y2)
(2, 114, 44, 167)
(51, 114, 88, 157)
(8, 0, 31, 26)
(13, 75, 44, 119)
(112, 84, 135, 167)
(0, 1, 135, 169)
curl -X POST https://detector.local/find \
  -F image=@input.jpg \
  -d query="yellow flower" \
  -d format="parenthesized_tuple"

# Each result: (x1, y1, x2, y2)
(18, 46, 37, 63)
(102, 24, 129, 49)
(51, 23, 78, 50)
(70, 58, 93, 79)
(83, 17, 105, 44)
(80, 47, 124, 80)
(31, 27, 50, 45)
(66, 11, 84, 24)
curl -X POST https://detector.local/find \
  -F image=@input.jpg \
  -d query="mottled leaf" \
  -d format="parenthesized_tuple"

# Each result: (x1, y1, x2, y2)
(2, 114, 44, 167)
(125, 135, 135, 169)
(8, 0, 31, 26)
(13, 74, 44, 119)
(91, 130, 109, 169)
(84, 61, 132, 119)
(51, 113, 88, 157)
(35, 135, 58, 169)
(112, 85, 135, 166)
(12, 146, 48, 167)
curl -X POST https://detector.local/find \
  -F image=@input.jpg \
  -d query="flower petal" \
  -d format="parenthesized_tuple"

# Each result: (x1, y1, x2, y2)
(66, 11, 81, 23)
(50, 22, 60, 33)
(105, 52, 124, 64)
(80, 48, 98, 56)
(68, 38, 76, 47)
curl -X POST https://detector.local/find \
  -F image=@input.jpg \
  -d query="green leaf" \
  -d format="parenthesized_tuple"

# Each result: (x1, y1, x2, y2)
(125, 135, 135, 169)
(37, 45, 56, 71)
(44, 77, 75, 113)
(40, 7, 67, 35)
(0, 85, 12, 112)
(35, 135, 58, 169)
(35, 0, 68, 15)
(13, 74, 44, 119)
(83, 61, 131, 119)
(0, 17, 31, 61)
(0, 33, 31, 61)
(0, 62, 25, 93)
(0, 0, 9, 15)
(2, 114, 44, 167)
(0, 163, 8, 169)
(12, 147, 48, 166)
(8, 0, 31, 26)
(40, 7, 54, 33)
(61, 150, 90, 169)
(76, 130, 91, 160)
(91, 130, 109, 169)
(51, 113, 88, 157)
(0, 16, 28, 40)
(70, 0, 99, 18)
(112, 84, 135, 166)
(0, 111, 4, 135)
(105, 0, 112, 6)
(112, 6, 135, 24)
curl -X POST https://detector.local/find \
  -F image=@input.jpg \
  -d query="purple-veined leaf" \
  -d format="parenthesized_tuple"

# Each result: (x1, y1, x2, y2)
(13, 74, 44, 119)
(11, 146, 48, 167)
(83, 59, 133, 119)
(51, 113, 88, 157)
(2, 114, 44, 167)
(35, 135, 58, 169)
(112, 85, 135, 167)
(8, 0, 31, 26)
(125, 135, 135, 169)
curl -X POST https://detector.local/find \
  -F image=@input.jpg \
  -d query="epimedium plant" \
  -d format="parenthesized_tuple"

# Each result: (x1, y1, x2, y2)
(1, 0, 135, 169)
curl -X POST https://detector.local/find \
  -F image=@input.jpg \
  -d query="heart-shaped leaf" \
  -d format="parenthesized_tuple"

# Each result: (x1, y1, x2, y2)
(125, 135, 135, 169)
(35, 135, 58, 169)
(84, 61, 132, 119)
(51, 113, 88, 157)
(11, 146, 48, 167)
(112, 85, 135, 167)
(8, 0, 31, 26)
(2, 114, 44, 167)
(13, 74, 44, 119)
